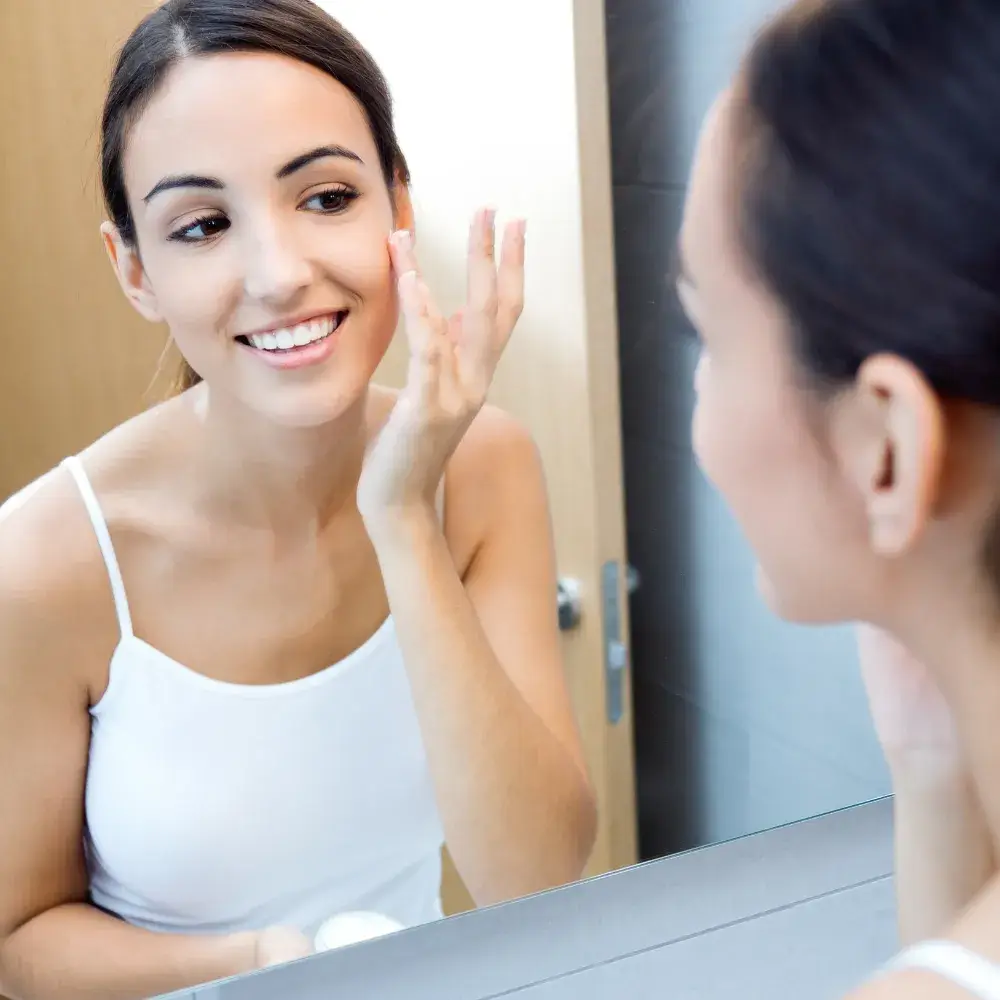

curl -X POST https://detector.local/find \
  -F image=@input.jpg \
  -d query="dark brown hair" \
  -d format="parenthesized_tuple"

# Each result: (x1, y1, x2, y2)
(100, 0, 410, 396)
(733, 0, 1000, 582)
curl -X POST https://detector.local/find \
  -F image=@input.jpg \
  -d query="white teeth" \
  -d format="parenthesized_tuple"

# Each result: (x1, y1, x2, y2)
(248, 315, 340, 352)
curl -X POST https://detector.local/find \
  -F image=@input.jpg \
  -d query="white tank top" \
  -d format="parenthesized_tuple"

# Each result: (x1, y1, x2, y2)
(1, 457, 446, 938)
(883, 940, 1000, 998)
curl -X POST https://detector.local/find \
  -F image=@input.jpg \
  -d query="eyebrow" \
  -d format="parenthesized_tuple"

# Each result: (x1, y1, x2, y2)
(142, 144, 366, 203)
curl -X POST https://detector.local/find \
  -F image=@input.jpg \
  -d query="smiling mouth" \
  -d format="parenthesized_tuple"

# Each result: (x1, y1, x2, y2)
(236, 311, 348, 353)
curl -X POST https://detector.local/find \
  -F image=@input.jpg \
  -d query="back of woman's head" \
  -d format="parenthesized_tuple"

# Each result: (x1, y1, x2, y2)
(734, 0, 1000, 406)
(100, 0, 409, 394)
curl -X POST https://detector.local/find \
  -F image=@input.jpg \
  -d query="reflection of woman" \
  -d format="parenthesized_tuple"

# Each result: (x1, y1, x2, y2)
(679, 1, 1000, 997)
(0, 1, 596, 996)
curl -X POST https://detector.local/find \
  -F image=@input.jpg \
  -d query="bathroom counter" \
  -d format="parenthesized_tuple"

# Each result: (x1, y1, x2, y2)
(165, 797, 897, 1000)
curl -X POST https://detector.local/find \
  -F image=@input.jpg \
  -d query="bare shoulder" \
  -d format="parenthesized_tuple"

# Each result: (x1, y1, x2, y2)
(444, 405, 548, 567)
(0, 401, 177, 695)
(0, 468, 117, 696)
(452, 403, 541, 479)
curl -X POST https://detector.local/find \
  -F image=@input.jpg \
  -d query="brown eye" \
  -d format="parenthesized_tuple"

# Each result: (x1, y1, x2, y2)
(168, 214, 230, 243)
(302, 187, 358, 214)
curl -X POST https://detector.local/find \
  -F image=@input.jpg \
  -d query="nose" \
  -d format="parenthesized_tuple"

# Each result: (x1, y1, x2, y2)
(242, 215, 314, 307)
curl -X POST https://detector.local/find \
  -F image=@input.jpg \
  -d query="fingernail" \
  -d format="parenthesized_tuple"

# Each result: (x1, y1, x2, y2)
(483, 208, 497, 229)
(392, 229, 412, 250)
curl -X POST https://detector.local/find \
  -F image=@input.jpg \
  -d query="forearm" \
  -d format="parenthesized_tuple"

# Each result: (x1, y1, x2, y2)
(0, 903, 256, 1000)
(890, 763, 995, 945)
(369, 511, 596, 906)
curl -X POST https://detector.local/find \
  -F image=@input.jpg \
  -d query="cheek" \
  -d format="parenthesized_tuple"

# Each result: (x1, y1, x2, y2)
(143, 244, 237, 334)
(695, 371, 874, 622)
(325, 207, 395, 298)
(691, 351, 755, 493)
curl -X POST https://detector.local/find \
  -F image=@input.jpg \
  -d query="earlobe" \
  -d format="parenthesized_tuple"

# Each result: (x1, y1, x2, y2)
(856, 354, 944, 557)
(100, 221, 162, 323)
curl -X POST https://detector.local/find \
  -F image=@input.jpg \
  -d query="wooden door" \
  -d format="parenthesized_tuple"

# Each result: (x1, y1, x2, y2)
(0, 0, 169, 501)
(1, 0, 638, 919)
(353, 0, 641, 908)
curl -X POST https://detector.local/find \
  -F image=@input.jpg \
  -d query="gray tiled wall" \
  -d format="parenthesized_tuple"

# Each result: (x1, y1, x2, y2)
(606, 0, 891, 858)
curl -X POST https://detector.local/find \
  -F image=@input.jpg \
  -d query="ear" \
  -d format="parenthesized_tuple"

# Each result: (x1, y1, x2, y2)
(100, 222, 163, 323)
(848, 354, 945, 557)
(391, 177, 415, 240)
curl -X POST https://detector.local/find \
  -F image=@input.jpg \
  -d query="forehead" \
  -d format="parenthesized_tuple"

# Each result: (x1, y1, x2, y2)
(124, 51, 379, 186)
(679, 91, 743, 287)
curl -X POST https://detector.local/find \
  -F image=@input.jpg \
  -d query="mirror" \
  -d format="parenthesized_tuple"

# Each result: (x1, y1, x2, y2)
(0, 1, 891, 998)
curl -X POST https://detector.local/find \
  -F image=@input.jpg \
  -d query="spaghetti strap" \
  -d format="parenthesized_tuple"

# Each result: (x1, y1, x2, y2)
(885, 940, 1000, 999)
(61, 456, 134, 640)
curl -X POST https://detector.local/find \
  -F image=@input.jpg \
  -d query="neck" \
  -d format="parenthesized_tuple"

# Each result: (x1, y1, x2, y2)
(883, 575, 1000, 824)
(187, 383, 370, 537)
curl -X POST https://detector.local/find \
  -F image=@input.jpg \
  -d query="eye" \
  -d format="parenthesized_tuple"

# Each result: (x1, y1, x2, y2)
(301, 186, 359, 215)
(168, 214, 230, 243)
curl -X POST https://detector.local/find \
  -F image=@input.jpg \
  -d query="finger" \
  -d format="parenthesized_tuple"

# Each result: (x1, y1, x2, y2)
(398, 269, 445, 395)
(464, 207, 499, 337)
(495, 219, 526, 346)
(446, 310, 464, 344)
(389, 229, 421, 281)
(457, 210, 501, 390)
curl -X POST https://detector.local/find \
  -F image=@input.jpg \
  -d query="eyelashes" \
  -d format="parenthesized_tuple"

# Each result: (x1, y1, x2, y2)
(167, 213, 230, 243)
(300, 187, 359, 215)
(166, 185, 361, 244)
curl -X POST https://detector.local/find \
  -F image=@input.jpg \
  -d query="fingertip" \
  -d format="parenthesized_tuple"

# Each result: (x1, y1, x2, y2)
(505, 218, 527, 242)
(397, 267, 419, 297)
(390, 229, 413, 252)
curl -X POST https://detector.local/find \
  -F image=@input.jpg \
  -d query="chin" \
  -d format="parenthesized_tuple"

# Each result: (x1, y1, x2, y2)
(242, 377, 369, 430)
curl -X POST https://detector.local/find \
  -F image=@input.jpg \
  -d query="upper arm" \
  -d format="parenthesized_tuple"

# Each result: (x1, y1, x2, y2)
(0, 486, 99, 945)
(451, 407, 589, 780)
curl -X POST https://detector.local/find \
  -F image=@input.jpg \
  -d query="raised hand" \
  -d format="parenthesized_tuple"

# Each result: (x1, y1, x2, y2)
(357, 208, 526, 528)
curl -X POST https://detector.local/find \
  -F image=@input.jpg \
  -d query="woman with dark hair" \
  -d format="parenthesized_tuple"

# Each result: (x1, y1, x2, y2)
(0, 1, 596, 996)
(678, 0, 1000, 995)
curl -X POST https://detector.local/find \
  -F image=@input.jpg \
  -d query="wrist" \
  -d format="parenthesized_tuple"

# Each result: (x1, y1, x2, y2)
(362, 501, 441, 550)
(218, 930, 260, 976)
(887, 753, 972, 795)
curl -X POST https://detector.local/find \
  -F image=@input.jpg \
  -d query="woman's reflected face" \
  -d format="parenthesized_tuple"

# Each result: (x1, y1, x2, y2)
(677, 91, 878, 625)
(120, 51, 402, 427)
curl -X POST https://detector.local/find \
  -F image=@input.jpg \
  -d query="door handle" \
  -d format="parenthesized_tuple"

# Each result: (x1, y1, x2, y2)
(557, 577, 582, 631)
(557, 565, 638, 633)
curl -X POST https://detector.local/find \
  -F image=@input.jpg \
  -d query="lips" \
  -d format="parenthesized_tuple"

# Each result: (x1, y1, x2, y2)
(236, 311, 348, 353)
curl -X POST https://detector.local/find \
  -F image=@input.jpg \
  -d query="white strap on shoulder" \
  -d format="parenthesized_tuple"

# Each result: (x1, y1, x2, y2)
(61, 456, 134, 639)
(886, 940, 1000, 999)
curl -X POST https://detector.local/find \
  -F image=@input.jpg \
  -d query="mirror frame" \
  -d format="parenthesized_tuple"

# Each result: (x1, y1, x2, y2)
(160, 797, 896, 999)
